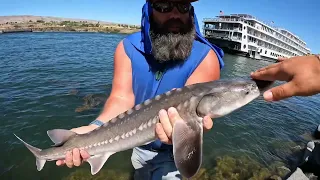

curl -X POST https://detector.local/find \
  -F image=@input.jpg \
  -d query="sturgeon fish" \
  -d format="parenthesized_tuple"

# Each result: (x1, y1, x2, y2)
(14, 78, 272, 179)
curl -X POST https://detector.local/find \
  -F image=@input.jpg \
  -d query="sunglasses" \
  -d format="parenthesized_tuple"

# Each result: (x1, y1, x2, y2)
(151, 1, 192, 14)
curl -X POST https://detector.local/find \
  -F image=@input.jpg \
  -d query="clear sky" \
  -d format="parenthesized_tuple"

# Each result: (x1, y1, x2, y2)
(1, 0, 319, 53)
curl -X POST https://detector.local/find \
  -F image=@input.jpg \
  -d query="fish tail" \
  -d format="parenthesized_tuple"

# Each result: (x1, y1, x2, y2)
(14, 133, 47, 171)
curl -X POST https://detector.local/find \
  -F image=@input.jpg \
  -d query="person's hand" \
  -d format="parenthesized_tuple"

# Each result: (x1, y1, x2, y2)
(155, 107, 213, 144)
(277, 57, 289, 62)
(55, 126, 94, 168)
(251, 55, 320, 101)
(56, 148, 90, 168)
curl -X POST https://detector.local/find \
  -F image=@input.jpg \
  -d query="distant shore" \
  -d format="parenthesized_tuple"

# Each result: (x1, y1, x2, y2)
(0, 18, 141, 34)
(0, 27, 140, 34)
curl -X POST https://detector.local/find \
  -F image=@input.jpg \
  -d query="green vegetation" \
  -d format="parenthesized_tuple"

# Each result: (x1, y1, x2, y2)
(62, 168, 132, 180)
(61, 155, 291, 180)
(181, 155, 291, 180)
(36, 20, 45, 23)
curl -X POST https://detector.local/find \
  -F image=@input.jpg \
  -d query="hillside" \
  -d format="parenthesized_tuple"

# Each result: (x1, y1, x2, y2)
(0, 15, 141, 34)
(0, 15, 119, 25)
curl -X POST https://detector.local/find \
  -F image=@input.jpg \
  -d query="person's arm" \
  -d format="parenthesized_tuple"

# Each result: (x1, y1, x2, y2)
(56, 40, 135, 167)
(251, 55, 320, 101)
(70, 40, 135, 134)
(156, 49, 221, 144)
(185, 49, 221, 85)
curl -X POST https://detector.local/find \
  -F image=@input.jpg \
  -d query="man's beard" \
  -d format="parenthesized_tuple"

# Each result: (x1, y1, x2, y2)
(149, 15, 196, 63)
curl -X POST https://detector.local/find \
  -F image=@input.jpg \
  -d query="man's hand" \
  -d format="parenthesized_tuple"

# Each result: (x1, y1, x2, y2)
(155, 107, 213, 144)
(55, 126, 93, 168)
(251, 55, 320, 101)
(56, 148, 90, 168)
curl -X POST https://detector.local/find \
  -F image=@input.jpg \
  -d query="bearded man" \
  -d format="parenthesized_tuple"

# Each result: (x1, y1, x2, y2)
(56, 0, 225, 179)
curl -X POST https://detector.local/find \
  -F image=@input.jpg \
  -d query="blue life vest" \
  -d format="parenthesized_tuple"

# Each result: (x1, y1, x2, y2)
(122, 31, 222, 150)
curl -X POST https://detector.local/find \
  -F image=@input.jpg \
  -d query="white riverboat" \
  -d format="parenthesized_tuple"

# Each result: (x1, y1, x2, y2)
(203, 14, 311, 61)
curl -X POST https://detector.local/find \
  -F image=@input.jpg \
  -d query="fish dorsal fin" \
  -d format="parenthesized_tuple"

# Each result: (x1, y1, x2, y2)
(47, 129, 77, 146)
(86, 152, 115, 175)
(172, 119, 203, 179)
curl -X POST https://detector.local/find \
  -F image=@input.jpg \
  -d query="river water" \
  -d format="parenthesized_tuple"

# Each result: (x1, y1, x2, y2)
(1, 32, 319, 180)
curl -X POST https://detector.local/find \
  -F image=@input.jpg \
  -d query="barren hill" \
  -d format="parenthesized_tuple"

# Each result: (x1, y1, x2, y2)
(0, 15, 120, 25)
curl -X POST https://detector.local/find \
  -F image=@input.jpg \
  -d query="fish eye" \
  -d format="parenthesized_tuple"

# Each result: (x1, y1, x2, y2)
(245, 91, 250, 95)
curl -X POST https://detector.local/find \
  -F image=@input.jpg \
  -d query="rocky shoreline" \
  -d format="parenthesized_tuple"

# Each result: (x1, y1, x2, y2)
(0, 18, 141, 34)
(0, 26, 140, 34)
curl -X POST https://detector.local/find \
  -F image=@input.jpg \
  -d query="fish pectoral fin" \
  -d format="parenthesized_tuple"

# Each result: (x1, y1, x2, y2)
(36, 159, 46, 171)
(172, 119, 203, 179)
(47, 129, 77, 146)
(86, 152, 116, 175)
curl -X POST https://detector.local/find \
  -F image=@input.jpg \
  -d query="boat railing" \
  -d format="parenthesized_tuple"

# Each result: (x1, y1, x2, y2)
(206, 18, 306, 49)
(203, 18, 245, 23)
(203, 26, 242, 32)
(205, 32, 229, 37)
(247, 25, 306, 54)
(205, 32, 243, 41)
(206, 25, 307, 54)
(204, 16, 307, 46)
(203, 17, 310, 53)
(247, 33, 301, 56)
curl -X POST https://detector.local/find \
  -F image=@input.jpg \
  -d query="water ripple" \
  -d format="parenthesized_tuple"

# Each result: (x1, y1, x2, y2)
(1, 33, 320, 179)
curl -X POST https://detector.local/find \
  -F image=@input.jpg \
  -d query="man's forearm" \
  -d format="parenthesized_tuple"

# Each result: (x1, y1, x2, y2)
(95, 96, 134, 123)
(71, 96, 134, 134)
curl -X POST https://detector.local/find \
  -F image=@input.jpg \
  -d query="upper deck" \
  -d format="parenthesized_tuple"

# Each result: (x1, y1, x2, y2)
(203, 14, 311, 54)
(203, 14, 308, 48)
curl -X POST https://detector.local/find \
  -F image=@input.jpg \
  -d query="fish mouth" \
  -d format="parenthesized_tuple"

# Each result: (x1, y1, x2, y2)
(229, 76, 273, 93)
(251, 79, 273, 92)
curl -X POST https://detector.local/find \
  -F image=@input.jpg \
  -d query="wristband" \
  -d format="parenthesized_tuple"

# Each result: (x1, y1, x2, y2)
(89, 119, 104, 127)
